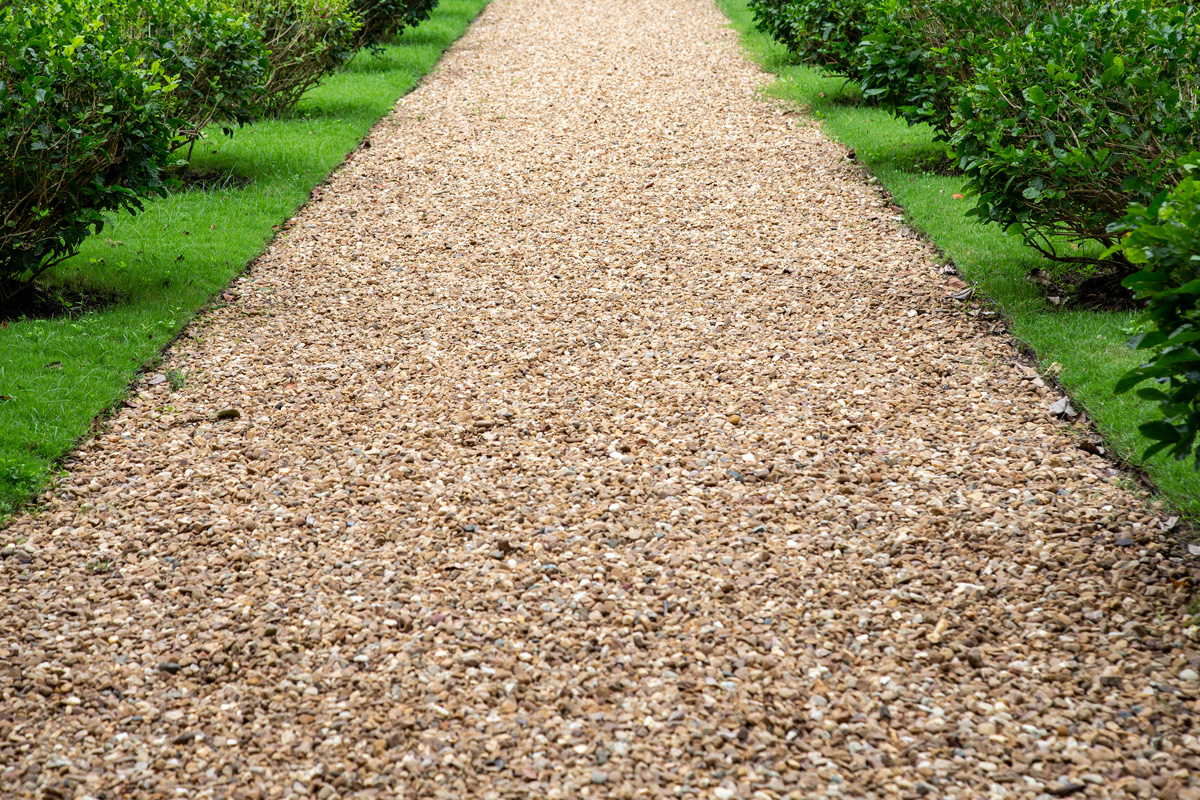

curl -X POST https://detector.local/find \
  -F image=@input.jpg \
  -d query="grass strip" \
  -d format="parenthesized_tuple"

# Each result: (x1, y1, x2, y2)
(716, 0, 1200, 516)
(0, 0, 491, 519)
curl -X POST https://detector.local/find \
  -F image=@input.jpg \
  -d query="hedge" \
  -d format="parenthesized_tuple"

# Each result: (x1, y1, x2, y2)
(0, 2, 178, 302)
(777, 0, 876, 80)
(951, 1, 1200, 269)
(1113, 154, 1200, 467)
(94, 0, 269, 150)
(857, 0, 1085, 139)
(746, 0, 800, 51)
(240, 0, 361, 118)
(353, 0, 437, 50)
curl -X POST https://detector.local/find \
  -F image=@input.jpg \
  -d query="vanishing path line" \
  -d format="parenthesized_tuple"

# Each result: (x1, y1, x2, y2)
(3, 0, 1197, 798)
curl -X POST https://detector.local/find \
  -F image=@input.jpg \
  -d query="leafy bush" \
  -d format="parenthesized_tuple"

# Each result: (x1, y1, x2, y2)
(1113, 155, 1200, 467)
(94, 0, 269, 149)
(776, 0, 878, 79)
(952, 1, 1200, 269)
(857, 0, 1083, 139)
(240, 0, 361, 117)
(746, 0, 799, 50)
(0, 3, 178, 302)
(353, 0, 436, 50)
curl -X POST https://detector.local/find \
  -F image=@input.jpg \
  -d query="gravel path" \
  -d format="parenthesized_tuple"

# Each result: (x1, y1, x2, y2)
(4, 0, 1200, 798)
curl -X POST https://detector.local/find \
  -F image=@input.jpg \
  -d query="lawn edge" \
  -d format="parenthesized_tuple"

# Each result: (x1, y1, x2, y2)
(711, 0, 1199, 524)
(0, 1, 492, 530)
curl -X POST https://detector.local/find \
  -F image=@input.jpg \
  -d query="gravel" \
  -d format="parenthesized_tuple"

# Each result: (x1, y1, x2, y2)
(4, 0, 1200, 798)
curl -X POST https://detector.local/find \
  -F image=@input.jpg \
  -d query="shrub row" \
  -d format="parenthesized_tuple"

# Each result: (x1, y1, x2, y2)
(859, 0, 1082, 138)
(956, 2, 1198, 265)
(1113, 155, 1200, 468)
(242, 0, 360, 118)
(757, 0, 1198, 265)
(751, 1, 1200, 467)
(93, 0, 269, 149)
(1, 3, 178, 301)
(1, 0, 437, 302)
(354, 0, 437, 51)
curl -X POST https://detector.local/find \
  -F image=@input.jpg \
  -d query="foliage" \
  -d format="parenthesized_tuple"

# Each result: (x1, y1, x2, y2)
(239, 0, 361, 117)
(353, 0, 437, 50)
(93, 0, 269, 149)
(746, 0, 798, 50)
(0, 2, 178, 303)
(952, 1, 1200, 270)
(1113, 155, 1200, 467)
(777, 0, 878, 79)
(857, 0, 1083, 139)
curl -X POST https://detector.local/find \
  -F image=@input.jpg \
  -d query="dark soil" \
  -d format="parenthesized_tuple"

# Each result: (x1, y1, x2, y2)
(914, 151, 960, 178)
(171, 168, 253, 193)
(1069, 269, 1142, 311)
(1031, 266, 1143, 312)
(0, 282, 126, 324)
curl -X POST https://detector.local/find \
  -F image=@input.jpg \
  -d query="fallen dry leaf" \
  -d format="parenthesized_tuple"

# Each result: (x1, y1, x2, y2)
(1049, 395, 1077, 418)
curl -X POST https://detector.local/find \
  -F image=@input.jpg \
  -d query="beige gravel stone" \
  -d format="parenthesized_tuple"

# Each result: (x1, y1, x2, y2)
(3, 0, 1200, 798)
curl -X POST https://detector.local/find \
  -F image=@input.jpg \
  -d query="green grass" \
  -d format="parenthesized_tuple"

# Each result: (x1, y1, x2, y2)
(716, 0, 1200, 516)
(0, 0, 490, 519)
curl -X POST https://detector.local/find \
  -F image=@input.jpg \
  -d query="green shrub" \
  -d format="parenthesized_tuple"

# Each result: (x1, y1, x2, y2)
(240, 0, 361, 117)
(857, 0, 1083, 139)
(1113, 155, 1200, 467)
(0, 2, 178, 303)
(353, 0, 436, 50)
(782, 0, 878, 79)
(93, 0, 269, 150)
(746, 0, 799, 50)
(952, 1, 1200, 269)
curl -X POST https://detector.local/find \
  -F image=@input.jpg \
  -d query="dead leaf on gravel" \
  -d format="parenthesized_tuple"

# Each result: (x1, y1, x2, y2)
(949, 287, 974, 301)
(215, 407, 241, 420)
(147, 374, 167, 386)
(945, 277, 968, 292)
(1049, 396, 1077, 419)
